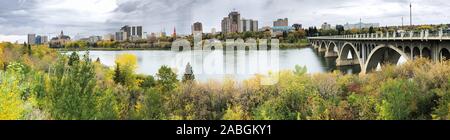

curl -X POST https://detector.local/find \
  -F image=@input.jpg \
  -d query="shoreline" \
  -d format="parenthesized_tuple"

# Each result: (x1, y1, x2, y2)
(56, 43, 311, 51)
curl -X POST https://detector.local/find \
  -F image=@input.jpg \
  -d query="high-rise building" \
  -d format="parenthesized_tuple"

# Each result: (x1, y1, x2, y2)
(192, 22, 203, 34)
(240, 19, 258, 32)
(321, 22, 332, 30)
(35, 35, 42, 45)
(273, 18, 291, 34)
(137, 26, 143, 38)
(41, 36, 48, 44)
(221, 17, 229, 34)
(221, 11, 242, 34)
(229, 11, 241, 33)
(28, 34, 36, 45)
(115, 31, 126, 41)
(120, 25, 131, 40)
(120, 25, 143, 40)
(251, 20, 258, 32)
(274, 18, 289, 27)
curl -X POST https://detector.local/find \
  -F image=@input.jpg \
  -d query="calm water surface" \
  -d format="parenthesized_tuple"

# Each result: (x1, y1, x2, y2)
(68, 47, 360, 81)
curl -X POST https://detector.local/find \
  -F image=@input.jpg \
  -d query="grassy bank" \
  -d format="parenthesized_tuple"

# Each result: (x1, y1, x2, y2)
(56, 47, 171, 52)
(280, 39, 310, 49)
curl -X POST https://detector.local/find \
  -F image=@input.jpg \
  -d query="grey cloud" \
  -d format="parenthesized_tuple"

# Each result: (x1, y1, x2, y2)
(0, 0, 449, 41)
(108, 0, 212, 34)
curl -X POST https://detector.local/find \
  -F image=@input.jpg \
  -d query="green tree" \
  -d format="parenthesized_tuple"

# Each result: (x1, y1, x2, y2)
(0, 71, 27, 120)
(113, 54, 138, 88)
(223, 105, 245, 120)
(182, 63, 195, 83)
(369, 26, 375, 34)
(253, 71, 318, 120)
(68, 52, 80, 66)
(27, 44, 32, 55)
(376, 79, 418, 120)
(156, 65, 178, 93)
(134, 88, 165, 120)
(45, 54, 97, 120)
(113, 63, 124, 85)
(95, 89, 120, 119)
(138, 74, 156, 89)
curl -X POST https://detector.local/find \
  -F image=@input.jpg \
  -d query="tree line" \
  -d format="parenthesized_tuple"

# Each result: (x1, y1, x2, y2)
(1, 42, 450, 120)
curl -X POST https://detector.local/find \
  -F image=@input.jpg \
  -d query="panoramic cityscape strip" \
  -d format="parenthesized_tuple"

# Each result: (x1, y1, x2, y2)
(1, 0, 450, 127)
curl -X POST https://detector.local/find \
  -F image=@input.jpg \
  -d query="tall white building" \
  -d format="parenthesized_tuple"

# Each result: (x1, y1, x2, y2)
(221, 11, 242, 34)
(240, 19, 258, 32)
(191, 22, 203, 34)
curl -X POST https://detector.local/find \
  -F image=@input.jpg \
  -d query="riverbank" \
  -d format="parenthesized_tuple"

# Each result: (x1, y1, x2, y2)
(279, 39, 310, 49)
(56, 47, 171, 52)
(57, 45, 311, 51)
(3, 42, 450, 120)
(56, 38, 311, 51)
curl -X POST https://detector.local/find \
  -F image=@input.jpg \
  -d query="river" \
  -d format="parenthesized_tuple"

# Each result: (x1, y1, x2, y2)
(69, 47, 360, 81)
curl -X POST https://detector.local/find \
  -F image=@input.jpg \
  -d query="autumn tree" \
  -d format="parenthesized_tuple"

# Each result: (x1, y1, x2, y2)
(113, 53, 139, 88)
(45, 54, 97, 120)
(156, 65, 178, 93)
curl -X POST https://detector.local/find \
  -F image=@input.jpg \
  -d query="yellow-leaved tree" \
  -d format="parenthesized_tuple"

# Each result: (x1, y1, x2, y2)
(113, 53, 141, 88)
(0, 45, 4, 69)
(0, 72, 26, 120)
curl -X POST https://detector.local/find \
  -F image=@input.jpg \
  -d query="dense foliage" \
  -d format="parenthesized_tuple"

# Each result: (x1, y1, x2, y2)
(1, 42, 450, 120)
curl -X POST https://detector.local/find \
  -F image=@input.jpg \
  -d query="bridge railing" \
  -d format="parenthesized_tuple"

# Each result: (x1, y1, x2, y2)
(309, 29, 450, 41)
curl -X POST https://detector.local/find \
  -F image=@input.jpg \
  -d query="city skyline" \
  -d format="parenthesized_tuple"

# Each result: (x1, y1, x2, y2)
(1, 0, 450, 42)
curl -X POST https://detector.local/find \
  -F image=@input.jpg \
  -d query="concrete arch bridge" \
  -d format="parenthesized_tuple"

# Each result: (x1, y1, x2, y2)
(308, 30, 450, 73)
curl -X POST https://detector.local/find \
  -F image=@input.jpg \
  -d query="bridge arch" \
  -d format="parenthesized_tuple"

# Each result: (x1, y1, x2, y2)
(319, 41, 327, 52)
(422, 47, 431, 59)
(439, 48, 450, 61)
(337, 42, 363, 70)
(325, 41, 339, 57)
(364, 44, 410, 73)
(412, 47, 421, 59)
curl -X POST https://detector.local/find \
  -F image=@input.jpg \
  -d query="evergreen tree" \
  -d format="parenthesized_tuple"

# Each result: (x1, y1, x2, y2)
(113, 63, 124, 85)
(22, 42, 28, 55)
(182, 63, 195, 82)
(68, 52, 80, 66)
(27, 44, 32, 55)
(46, 54, 98, 120)
(369, 26, 375, 34)
(156, 66, 178, 93)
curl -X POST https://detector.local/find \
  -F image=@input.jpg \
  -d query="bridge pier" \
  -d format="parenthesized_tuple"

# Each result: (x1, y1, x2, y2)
(336, 59, 360, 66)
(309, 32, 450, 74)
(325, 51, 338, 57)
(318, 47, 326, 53)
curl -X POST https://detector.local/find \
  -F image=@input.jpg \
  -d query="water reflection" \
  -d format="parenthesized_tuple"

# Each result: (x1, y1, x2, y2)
(66, 46, 361, 81)
(313, 49, 361, 74)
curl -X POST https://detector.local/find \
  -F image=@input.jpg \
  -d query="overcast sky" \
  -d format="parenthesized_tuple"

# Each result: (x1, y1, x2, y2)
(0, 0, 449, 42)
